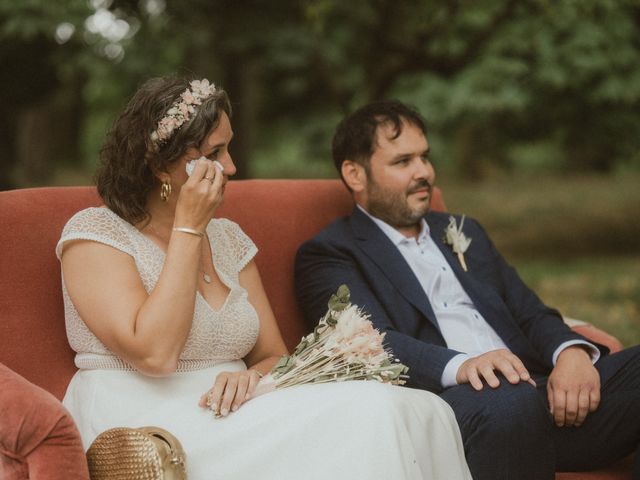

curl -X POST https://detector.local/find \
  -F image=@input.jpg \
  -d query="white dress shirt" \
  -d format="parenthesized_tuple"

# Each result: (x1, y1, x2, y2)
(359, 206, 599, 388)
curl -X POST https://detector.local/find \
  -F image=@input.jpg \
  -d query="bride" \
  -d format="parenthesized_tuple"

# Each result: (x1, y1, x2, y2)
(56, 75, 472, 480)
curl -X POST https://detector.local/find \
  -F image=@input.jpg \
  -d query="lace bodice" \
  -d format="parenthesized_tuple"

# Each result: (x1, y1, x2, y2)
(56, 207, 260, 371)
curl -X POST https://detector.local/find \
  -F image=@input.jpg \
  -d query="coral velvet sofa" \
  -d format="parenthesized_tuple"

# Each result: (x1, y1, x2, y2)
(0, 180, 632, 479)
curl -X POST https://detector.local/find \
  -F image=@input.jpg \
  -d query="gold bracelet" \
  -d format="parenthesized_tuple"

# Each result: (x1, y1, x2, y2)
(172, 227, 204, 238)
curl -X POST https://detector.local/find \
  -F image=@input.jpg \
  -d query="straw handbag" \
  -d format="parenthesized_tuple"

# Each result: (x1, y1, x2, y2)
(86, 426, 187, 480)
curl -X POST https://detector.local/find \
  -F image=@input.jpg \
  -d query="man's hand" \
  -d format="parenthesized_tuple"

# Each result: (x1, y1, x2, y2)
(456, 349, 536, 390)
(547, 346, 600, 427)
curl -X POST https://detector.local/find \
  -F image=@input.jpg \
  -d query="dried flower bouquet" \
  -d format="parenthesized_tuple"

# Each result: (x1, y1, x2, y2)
(254, 285, 408, 396)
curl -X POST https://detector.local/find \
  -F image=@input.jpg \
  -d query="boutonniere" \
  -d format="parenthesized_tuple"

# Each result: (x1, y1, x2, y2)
(443, 215, 472, 272)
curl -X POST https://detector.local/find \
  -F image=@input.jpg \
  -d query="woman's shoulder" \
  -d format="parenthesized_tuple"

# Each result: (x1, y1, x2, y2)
(207, 218, 257, 270)
(208, 217, 244, 236)
(61, 207, 133, 238)
(208, 218, 254, 246)
(63, 206, 121, 226)
(57, 207, 136, 259)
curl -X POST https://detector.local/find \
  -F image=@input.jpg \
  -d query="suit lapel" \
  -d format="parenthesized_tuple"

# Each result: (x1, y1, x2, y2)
(350, 208, 440, 331)
(428, 213, 523, 346)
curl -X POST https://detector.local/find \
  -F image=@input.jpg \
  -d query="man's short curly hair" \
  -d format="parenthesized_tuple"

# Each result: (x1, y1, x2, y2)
(331, 100, 427, 179)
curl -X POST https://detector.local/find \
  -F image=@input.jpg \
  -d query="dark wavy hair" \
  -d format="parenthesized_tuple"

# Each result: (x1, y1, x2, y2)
(332, 100, 427, 179)
(95, 76, 231, 225)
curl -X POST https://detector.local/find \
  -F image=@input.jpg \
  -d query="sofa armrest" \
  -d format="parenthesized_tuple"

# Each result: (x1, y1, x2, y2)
(0, 363, 89, 480)
(563, 317, 624, 354)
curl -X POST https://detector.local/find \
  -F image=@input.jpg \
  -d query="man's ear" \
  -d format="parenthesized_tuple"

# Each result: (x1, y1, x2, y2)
(341, 160, 367, 193)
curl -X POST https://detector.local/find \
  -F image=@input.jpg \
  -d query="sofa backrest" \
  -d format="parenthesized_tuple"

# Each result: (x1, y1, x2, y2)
(0, 179, 445, 399)
(0, 187, 102, 399)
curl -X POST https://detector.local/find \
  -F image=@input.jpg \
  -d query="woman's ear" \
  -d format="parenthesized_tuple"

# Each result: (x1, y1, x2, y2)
(152, 148, 196, 181)
(341, 160, 367, 193)
(156, 171, 171, 184)
(149, 162, 170, 183)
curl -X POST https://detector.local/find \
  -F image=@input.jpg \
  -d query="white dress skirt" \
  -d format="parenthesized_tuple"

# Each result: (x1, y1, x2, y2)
(64, 361, 472, 480)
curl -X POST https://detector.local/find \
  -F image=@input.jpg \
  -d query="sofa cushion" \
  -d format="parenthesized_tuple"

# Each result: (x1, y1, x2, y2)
(0, 362, 89, 480)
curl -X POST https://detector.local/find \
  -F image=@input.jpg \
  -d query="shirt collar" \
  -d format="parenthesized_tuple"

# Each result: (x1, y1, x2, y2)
(357, 204, 430, 246)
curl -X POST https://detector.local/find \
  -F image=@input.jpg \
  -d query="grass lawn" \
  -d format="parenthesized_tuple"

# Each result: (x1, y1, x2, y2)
(439, 172, 640, 347)
(516, 257, 640, 348)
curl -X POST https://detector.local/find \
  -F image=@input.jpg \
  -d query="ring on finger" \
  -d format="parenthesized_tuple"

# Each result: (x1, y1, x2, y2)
(204, 176, 214, 183)
(205, 390, 215, 408)
(206, 391, 221, 417)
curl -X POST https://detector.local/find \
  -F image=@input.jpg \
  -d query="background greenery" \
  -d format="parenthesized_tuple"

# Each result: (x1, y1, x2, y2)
(1, 0, 638, 345)
(441, 173, 640, 347)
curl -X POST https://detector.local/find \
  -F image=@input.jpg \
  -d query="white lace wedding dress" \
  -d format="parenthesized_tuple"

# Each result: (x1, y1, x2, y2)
(56, 207, 471, 480)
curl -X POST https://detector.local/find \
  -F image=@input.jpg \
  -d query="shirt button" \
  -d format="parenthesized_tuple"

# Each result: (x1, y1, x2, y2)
(444, 302, 448, 308)
(441, 266, 446, 271)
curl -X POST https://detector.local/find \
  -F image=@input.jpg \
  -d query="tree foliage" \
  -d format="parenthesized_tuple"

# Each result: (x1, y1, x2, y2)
(1, 0, 639, 187)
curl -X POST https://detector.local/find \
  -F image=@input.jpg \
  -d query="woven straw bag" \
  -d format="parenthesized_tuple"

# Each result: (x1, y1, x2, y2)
(86, 426, 187, 480)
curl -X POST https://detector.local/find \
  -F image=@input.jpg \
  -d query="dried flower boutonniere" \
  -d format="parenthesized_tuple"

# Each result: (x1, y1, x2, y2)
(443, 215, 472, 272)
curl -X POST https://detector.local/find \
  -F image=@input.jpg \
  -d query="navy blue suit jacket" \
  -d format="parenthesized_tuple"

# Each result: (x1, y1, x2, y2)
(295, 207, 606, 394)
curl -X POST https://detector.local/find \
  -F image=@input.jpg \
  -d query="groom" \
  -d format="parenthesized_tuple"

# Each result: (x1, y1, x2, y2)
(294, 100, 640, 479)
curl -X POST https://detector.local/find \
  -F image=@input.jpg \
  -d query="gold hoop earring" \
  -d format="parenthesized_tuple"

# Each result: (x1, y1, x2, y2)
(160, 181, 172, 202)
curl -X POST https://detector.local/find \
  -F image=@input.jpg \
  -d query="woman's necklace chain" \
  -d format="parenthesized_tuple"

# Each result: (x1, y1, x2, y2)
(146, 223, 212, 284)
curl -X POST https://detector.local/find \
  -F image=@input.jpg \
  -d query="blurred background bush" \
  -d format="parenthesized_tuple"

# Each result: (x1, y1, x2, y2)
(1, 0, 638, 344)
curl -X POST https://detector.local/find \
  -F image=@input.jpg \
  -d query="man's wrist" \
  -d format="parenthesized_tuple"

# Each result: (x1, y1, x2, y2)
(557, 345, 592, 362)
(552, 340, 600, 366)
(441, 353, 469, 388)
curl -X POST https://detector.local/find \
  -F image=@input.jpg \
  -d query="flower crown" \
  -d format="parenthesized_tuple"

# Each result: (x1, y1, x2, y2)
(150, 79, 217, 148)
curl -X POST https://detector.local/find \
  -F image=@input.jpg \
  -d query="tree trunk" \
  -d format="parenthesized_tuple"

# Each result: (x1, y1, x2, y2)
(16, 103, 56, 185)
(14, 89, 83, 186)
(453, 123, 485, 181)
(221, 53, 259, 179)
(0, 116, 16, 190)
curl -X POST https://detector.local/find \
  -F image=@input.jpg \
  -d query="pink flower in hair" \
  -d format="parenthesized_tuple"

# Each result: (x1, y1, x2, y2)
(150, 78, 217, 148)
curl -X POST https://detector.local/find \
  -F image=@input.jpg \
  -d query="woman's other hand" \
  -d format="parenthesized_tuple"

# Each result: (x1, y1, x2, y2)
(199, 369, 263, 417)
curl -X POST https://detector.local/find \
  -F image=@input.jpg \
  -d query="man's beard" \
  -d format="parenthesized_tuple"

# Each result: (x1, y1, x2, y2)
(365, 178, 432, 229)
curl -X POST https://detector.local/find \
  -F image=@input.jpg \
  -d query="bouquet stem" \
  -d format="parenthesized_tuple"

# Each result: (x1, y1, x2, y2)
(252, 374, 276, 398)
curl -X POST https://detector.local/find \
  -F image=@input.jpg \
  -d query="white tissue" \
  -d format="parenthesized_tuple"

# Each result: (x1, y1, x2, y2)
(185, 157, 224, 176)
(185, 158, 201, 176)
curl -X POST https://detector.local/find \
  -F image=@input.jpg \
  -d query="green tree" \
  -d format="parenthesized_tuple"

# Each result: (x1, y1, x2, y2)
(2, 0, 639, 186)
(0, 0, 90, 188)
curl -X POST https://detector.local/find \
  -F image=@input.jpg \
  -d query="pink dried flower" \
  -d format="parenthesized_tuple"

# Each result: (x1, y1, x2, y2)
(150, 78, 217, 148)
